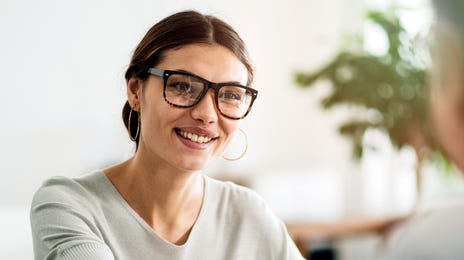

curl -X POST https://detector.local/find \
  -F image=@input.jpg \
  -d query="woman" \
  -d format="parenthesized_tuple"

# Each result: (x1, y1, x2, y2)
(383, 1, 464, 259)
(31, 11, 304, 259)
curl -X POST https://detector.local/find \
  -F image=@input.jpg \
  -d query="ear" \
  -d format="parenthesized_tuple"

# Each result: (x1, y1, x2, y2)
(127, 78, 142, 111)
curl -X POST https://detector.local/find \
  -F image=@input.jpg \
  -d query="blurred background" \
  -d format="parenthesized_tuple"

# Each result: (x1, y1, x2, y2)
(1, 0, 463, 259)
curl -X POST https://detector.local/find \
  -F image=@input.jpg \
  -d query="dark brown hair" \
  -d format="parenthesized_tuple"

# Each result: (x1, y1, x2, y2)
(122, 10, 254, 147)
(433, 0, 464, 64)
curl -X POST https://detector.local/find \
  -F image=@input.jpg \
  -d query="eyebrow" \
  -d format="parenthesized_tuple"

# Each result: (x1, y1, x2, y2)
(176, 69, 246, 86)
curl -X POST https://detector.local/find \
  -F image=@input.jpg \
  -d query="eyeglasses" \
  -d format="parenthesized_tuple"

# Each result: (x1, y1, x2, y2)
(147, 68, 258, 120)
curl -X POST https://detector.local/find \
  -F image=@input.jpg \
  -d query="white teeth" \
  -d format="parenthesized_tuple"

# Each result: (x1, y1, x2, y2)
(178, 130, 213, 143)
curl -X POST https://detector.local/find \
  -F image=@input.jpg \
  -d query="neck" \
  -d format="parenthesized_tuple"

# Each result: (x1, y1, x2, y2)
(104, 148, 205, 244)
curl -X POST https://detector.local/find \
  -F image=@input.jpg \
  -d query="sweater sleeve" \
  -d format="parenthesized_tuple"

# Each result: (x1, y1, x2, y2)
(30, 178, 115, 260)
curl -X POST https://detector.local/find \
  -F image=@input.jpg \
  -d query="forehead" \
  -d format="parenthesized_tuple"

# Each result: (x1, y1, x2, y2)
(157, 44, 249, 85)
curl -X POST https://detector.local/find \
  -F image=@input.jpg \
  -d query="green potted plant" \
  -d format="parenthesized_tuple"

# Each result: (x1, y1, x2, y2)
(294, 9, 437, 199)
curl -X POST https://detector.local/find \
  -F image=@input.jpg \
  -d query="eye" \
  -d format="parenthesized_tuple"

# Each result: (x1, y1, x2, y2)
(221, 91, 243, 101)
(219, 87, 247, 103)
(168, 82, 193, 94)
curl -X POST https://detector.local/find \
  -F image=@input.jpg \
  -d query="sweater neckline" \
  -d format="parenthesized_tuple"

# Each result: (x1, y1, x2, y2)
(96, 171, 210, 249)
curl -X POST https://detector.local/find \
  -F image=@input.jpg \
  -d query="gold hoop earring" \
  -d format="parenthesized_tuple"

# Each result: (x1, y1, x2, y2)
(223, 128, 248, 161)
(128, 108, 140, 142)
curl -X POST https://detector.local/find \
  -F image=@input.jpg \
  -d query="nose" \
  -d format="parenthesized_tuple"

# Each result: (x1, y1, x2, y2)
(190, 90, 218, 124)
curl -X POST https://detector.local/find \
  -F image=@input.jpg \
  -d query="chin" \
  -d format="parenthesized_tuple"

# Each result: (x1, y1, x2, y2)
(176, 157, 212, 172)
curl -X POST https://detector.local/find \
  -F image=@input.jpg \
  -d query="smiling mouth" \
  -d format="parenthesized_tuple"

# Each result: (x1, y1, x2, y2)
(175, 128, 218, 144)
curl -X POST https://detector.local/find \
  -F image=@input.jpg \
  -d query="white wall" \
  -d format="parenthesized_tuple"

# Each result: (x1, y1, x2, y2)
(0, 0, 368, 258)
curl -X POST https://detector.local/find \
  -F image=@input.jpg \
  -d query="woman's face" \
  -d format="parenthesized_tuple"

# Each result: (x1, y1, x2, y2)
(430, 29, 464, 171)
(131, 44, 249, 172)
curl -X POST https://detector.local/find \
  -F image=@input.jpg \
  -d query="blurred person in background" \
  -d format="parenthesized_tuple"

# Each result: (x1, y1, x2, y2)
(30, 10, 303, 260)
(383, 0, 464, 258)
(429, 0, 464, 171)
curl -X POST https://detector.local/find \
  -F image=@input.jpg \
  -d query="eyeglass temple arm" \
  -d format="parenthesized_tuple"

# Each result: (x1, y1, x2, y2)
(147, 68, 165, 77)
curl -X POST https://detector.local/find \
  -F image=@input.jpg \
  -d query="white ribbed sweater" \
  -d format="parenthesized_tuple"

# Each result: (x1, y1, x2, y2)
(31, 171, 304, 260)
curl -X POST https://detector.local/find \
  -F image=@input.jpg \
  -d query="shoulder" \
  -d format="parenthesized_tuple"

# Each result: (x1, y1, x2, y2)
(203, 175, 304, 259)
(30, 172, 116, 259)
(205, 175, 268, 212)
(399, 201, 464, 240)
(386, 202, 464, 259)
(204, 175, 282, 229)
(31, 171, 106, 210)
(30, 171, 110, 237)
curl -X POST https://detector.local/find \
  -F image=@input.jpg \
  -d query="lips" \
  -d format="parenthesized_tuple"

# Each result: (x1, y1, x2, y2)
(174, 128, 219, 144)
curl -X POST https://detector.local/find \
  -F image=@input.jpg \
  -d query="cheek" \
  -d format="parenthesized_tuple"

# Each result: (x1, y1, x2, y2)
(430, 68, 464, 136)
(139, 99, 177, 140)
(431, 91, 464, 156)
(224, 120, 239, 135)
(218, 121, 240, 147)
(431, 90, 451, 137)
